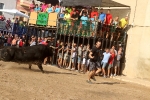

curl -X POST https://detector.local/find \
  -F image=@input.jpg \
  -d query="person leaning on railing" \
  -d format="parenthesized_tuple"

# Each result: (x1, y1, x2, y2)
(46, 3, 54, 13)
(63, 11, 71, 34)
(34, 4, 41, 12)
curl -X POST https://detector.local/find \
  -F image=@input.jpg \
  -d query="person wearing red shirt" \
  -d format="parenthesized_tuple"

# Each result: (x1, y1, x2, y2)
(105, 9, 112, 25)
(70, 7, 78, 16)
(107, 49, 115, 78)
(90, 8, 98, 19)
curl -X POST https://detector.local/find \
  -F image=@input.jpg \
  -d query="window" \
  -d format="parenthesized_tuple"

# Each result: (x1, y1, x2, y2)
(0, 3, 4, 15)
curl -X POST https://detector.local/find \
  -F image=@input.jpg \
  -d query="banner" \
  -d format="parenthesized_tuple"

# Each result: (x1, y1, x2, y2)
(36, 13, 48, 26)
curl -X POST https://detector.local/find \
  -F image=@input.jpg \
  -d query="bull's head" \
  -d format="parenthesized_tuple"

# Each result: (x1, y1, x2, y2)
(0, 47, 14, 61)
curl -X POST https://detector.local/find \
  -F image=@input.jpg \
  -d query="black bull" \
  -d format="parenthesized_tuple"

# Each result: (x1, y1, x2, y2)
(0, 45, 53, 73)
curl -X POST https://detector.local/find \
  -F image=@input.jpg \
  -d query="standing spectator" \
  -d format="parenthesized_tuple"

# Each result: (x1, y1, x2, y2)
(98, 8, 106, 37)
(105, 9, 113, 25)
(29, 0, 35, 12)
(34, 4, 41, 12)
(11, 36, 17, 46)
(107, 49, 115, 78)
(64, 10, 71, 26)
(101, 48, 111, 78)
(65, 6, 72, 14)
(19, 38, 23, 47)
(3, 35, 8, 46)
(80, 12, 88, 36)
(41, 1, 48, 12)
(79, 8, 88, 19)
(70, 7, 78, 16)
(119, 16, 128, 29)
(90, 8, 98, 21)
(57, 42, 64, 68)
(22, 35, 26, 46)
(87, 41, 101, 83)
(114, 50, 122, 76)
(7, 34, 12, 46)
(77, 44, 83, 72)
(46, 4, 54, 13)
(55, 4, 61, 13)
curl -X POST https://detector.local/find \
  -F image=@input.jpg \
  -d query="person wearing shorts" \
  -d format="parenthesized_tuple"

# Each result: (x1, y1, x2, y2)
(57, 42, 64, 68)
(114, 50, 122, 76)
(77, 44, 83, 72)
(107, 49, 115, 78)
(101, 48, 111, 78)
(87, 41, 101, 83)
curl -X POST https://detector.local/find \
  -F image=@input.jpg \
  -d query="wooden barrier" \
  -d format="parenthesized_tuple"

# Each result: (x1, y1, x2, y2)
(47, 13, 58, 28)
(29, 12, 38, 25)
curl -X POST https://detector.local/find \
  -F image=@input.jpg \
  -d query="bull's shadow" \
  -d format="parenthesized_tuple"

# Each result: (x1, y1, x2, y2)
(16, 67, 77, 75)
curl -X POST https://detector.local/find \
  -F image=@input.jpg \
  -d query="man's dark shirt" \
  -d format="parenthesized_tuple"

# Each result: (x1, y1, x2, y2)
(90, 46, 99, 62)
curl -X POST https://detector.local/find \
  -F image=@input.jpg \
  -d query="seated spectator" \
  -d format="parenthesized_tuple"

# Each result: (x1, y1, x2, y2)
(34, 4, 41, 12)
(55, 4, 60, 13)
(41, 2, 48, 12)
(29, 0, 35, 12)
(46, 3, 54, 13)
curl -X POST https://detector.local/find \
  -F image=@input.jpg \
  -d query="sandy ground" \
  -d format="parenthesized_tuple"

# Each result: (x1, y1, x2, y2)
(0, 61, 150, 100)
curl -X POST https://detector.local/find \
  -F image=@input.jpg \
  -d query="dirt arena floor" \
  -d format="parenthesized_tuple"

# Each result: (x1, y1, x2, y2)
(0, 61, 150, 100)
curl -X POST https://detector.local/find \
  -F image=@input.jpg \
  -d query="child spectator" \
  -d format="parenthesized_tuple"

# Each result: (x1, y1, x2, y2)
(101, 48, 111, 78)
(107, 49, 115, 78)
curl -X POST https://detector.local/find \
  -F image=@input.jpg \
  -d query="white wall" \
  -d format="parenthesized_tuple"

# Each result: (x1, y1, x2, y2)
(0, 0, 17, 19)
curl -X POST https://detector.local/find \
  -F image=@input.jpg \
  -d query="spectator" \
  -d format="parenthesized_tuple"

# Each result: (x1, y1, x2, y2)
(46, 3, 54, 13)
(3, 35, 8, 46)
(7, 34, 12, 46)
(41, 1, 48, 12)
(55, 4, 61, 13)
(64, 10, 71, 26)
(22, 35, 26, 46)
(114, 50, 122, 76)
(119, 16, 128, 29)
(80, 12, 88, 36)
(11, 37, 17, 46)
(77, 44, 83, 72)
(79, 8, 89, 19)
(19, 38, 23, 47)
(29, 0, 35, 12)
(105, 9, 113, 25)
(30, 37, 36, 46)
(90, 8, 98, 21)
(65, 6, 72, 14)
(107, 49, 115, 78)
(101, 48, 111, 78)
(57, 42, 64, 68)
(70, 7, 78, 16)
(34, 4, 41, 12)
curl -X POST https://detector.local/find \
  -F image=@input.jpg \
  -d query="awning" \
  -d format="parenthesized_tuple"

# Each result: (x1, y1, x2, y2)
(61, 0, 129, 7)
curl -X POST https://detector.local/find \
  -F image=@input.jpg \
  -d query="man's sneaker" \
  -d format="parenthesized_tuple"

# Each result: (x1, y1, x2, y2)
(86, 80, 92, 84)
(111, 74, 113, 77)
(71, 68, 75, 71)
(107, 75, 110, 78)
(91, 77, 96, 81)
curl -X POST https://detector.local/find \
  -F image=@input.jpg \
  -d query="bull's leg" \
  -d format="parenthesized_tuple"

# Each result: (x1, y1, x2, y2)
(37, 63, 44, 73)
(29, 64, 32, 69)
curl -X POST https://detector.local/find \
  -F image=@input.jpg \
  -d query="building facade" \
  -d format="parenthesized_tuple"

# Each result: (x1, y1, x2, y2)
(0, 0, 17, 19)
(114, 0, 150, 81)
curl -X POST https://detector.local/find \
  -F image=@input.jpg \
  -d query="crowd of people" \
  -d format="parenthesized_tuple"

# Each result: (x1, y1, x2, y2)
(29, 0, 128, 39)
